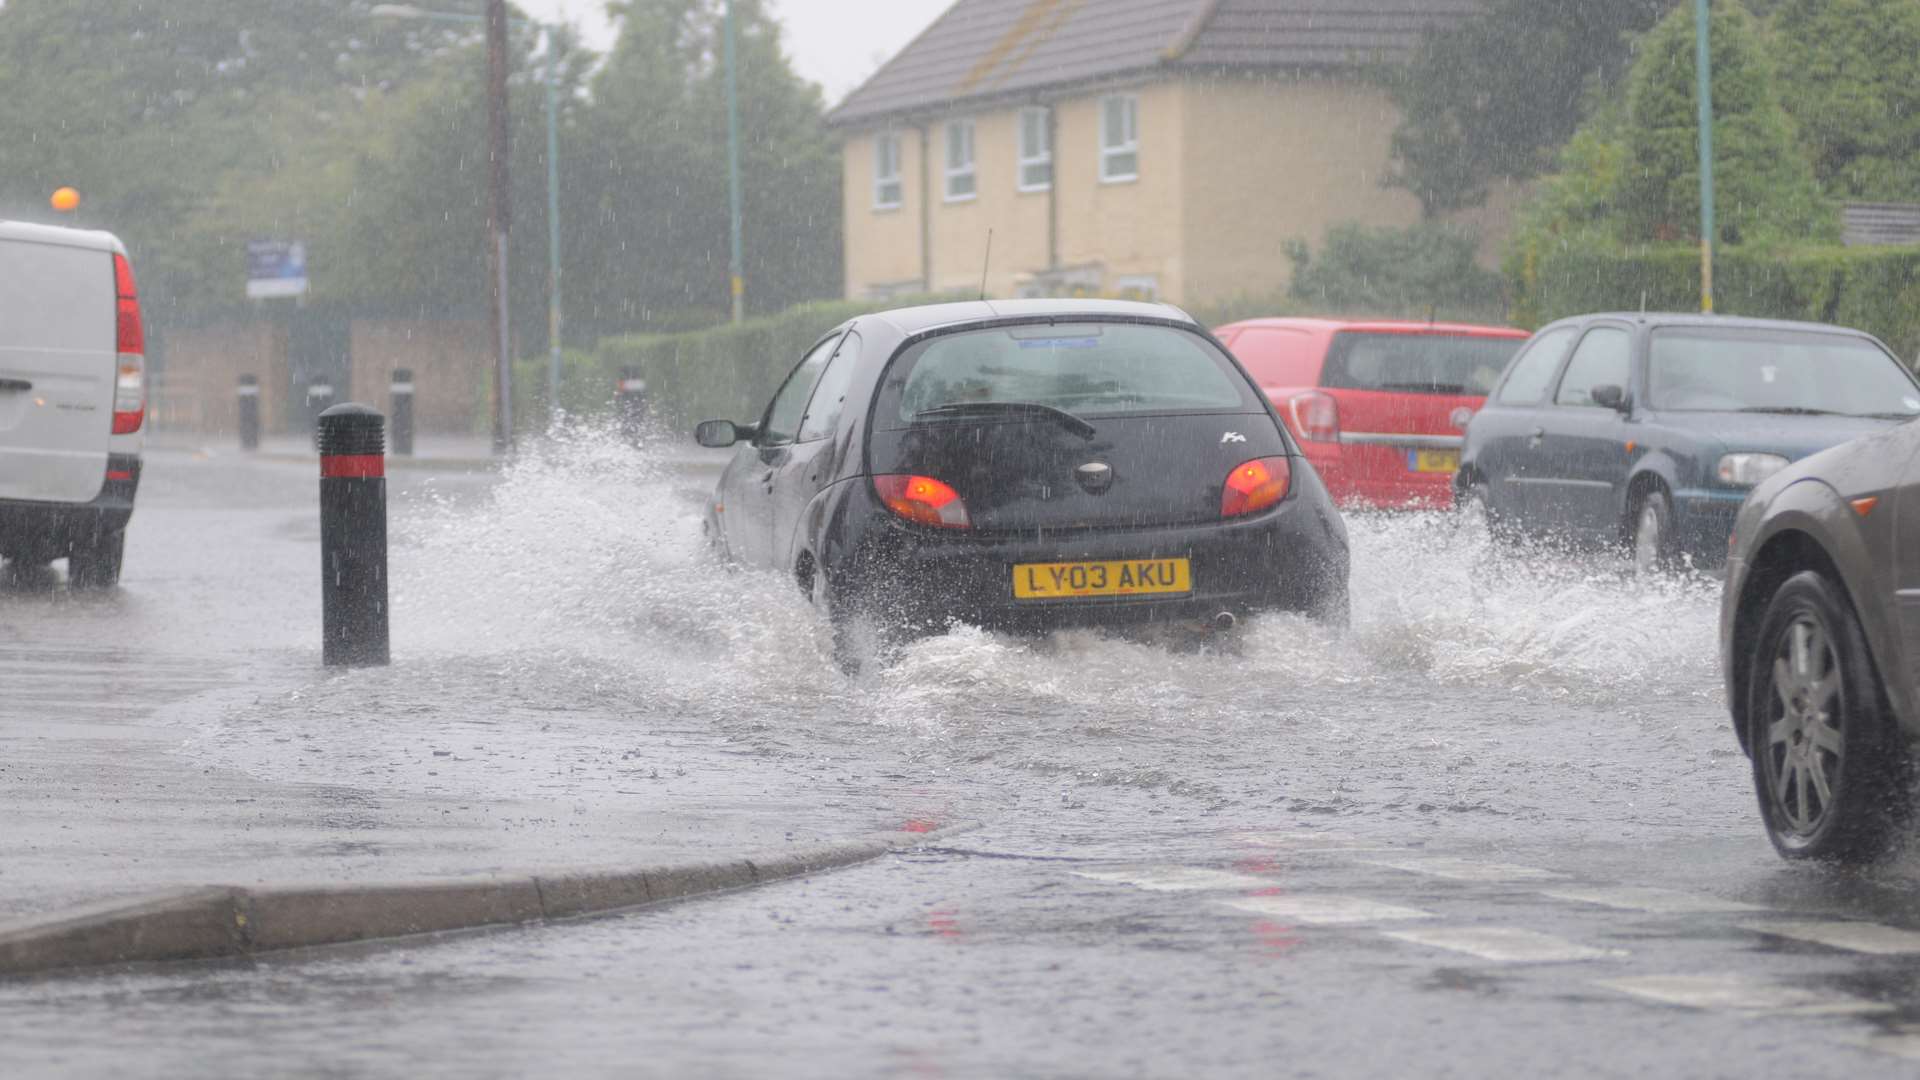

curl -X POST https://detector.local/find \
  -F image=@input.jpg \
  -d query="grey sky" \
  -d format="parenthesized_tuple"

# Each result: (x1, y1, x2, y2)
(512, 0, 952, 106)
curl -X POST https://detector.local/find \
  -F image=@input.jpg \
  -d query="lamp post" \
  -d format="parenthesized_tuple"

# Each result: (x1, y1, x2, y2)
(369, 4, 567, 443)
(1694, 0, 1716, 315)
(724, 0, 745, 324)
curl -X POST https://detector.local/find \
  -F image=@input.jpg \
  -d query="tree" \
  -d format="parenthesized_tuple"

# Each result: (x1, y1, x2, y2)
(1614, 0, 1830, 245)
(1771, 0, 1920, 201)
(1382, 0, 1671, 217)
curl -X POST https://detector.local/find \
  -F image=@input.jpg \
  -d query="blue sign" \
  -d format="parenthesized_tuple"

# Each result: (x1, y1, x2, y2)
(246, 240, 308, 299)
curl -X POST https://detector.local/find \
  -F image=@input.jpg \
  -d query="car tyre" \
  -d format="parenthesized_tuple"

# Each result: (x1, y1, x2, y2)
(1459, 478, 1511, 543)
(1746, 570, 1912, 862)
(1631, 488, 1680, 574)
(812, 566, 899, 676)
(67, 530, 125, 589)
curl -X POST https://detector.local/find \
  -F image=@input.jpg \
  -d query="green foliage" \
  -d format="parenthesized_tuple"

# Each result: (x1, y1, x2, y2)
(1381, 0, 1669, 216)
(1772, 0, 1920, 201)
(1509, 245, 1920, 360)
(1615, 1, 1831, 246)
(1284, 223, 1506, 318)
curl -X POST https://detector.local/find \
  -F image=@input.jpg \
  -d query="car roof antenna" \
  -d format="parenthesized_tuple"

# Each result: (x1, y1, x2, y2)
(979, 229, 993, 302)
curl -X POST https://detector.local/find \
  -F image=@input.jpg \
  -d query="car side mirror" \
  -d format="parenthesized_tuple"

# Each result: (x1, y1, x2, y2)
(695, 420, 754, 448)
(1590, 384, 1630, 412)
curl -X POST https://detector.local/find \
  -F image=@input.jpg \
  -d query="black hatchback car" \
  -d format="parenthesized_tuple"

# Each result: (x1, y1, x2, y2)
(695, 299, 1351, 669)
(1457, 314, 1920, 570)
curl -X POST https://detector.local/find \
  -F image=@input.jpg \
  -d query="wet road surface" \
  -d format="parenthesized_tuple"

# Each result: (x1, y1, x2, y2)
(5, 430, 1920, 1076)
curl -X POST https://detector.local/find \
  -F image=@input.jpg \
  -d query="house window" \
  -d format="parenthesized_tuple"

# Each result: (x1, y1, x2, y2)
(873, 132, 902, 210)
(944, 119, 976, 202)
(1017, 107, 1052, 192)
(1100, 94, 1139, 183)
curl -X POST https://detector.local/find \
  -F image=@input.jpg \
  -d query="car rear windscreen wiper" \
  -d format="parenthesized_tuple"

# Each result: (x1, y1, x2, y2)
(1738, 406, 1840, 415)
(912, 401, 1097, 439)
(1375, 382, 1471, 394)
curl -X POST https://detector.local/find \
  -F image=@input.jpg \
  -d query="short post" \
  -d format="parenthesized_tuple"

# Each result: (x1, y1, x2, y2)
(317, 404, 390, 668)
(389, 368, 416, 457)
(615, 365, 648, 444)
(236, 374, 261, 451)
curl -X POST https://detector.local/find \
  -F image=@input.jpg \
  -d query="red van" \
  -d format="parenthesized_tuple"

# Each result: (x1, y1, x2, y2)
(1215, 318, 1528, 509)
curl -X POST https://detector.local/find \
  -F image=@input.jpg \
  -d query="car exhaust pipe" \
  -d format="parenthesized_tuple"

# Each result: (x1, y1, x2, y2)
(1213, 611, 1237, 632)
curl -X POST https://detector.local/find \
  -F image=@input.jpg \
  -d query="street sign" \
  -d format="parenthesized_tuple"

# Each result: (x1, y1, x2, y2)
(246, 240, 309, 299)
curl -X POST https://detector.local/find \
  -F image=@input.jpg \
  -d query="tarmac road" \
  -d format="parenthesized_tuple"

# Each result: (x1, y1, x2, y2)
(4, 428, 1920, 1077)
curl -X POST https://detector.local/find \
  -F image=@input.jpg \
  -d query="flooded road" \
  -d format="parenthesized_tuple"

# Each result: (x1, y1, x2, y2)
(5, 432, 1920, 1077)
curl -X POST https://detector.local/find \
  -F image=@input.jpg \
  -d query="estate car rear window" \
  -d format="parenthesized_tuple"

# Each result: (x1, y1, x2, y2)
(1321, 332, 1523, 396)
(882, 322, 1254, 424)
(1649, 328, 1920, 417)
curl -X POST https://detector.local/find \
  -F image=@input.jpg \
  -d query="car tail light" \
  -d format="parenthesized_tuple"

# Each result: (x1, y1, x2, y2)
(874, 474, 971, 528)
(1221, 456, 1292, 518)
(112, 253, 145, 434)
(1288, 391, 1339, 443)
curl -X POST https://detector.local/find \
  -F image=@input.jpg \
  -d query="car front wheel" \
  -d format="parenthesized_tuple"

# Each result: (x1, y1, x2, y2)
(1747, 570, 1911, 861)
(1631, 488, 1679, 574)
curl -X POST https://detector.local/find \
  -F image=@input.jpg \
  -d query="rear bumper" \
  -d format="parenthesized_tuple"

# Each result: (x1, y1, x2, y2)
(0, 455, 140, 559)
(1301, 444, 1456, 510)
(828, 483, 1350, 633)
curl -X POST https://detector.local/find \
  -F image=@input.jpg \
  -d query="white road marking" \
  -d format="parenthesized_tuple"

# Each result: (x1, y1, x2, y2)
(1364, 858, 1567, 883)
(1846, 1028, 1920, 1062)
(1220, 895, 1434, 926)
(1541, 885, 1766, 915)
(1597, 974, 1893, 1017)
(1073, 867, 1273, 892)
(1384, 926, 1627, 964)
(1744, 919, 1920, 956)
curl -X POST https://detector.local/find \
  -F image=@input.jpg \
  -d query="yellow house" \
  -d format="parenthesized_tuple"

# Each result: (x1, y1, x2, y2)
(828, 0, 1491, 308)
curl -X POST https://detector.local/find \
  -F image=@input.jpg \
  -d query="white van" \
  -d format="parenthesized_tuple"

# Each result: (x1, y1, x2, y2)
(0, 221, 146, 586)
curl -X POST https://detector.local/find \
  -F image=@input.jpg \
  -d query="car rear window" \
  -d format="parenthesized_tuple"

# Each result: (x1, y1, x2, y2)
(1648, 328, 1920, 417)
(882, 321, 1256, 424)
(1322, 332, 1524, 396)
(1228, 326, 1323, 386)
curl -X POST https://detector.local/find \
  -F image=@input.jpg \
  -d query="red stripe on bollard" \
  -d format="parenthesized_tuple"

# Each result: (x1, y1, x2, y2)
(320, 454, 386, 479)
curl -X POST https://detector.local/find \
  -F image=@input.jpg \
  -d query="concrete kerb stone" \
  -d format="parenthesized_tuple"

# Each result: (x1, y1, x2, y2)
(0, 823, 974, 978)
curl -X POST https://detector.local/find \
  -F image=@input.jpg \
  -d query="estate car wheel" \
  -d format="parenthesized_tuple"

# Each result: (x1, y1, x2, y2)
(1631, 489, 1679, 574)
(1746, 571, 1911, 862)
(67, 530, 125, 589)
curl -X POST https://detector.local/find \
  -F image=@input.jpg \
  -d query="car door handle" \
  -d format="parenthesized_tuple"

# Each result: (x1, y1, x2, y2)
(0, 378, 30, 392)
(1529, 426, 1547, 444)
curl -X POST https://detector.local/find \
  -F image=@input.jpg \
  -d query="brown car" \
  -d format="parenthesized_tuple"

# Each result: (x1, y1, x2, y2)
(1723, 417, 1920, 861)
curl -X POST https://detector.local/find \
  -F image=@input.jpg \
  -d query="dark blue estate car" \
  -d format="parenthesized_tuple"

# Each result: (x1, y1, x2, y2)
(1457, 314, 1920, 570)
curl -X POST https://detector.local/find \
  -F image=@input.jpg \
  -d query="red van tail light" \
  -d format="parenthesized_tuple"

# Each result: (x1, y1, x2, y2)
(1221, 457, 1292, 518)
(874, 474, 971, 528)
(112, 253, 145, 434)
(1288, 391, 1339, 443)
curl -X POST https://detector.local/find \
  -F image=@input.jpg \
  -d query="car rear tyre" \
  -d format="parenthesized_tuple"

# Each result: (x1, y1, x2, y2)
(1631, 489, 1679, 574)
(1747, 570, 1911, 862)
(1459, 478, 1511, 542)
(812, 568, 899, 676)
(67, 530, 124, 589)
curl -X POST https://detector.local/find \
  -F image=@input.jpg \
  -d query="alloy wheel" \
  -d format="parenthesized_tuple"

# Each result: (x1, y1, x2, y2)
(1632, 502, 1662, 574)
(1762, 615, 1845, 838)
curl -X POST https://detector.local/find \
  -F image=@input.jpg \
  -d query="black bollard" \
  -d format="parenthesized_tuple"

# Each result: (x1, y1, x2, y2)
(317, 404, 390, 667)
(389, 367, 415, 457)
(236, 374, 261, 451)
(615, 365, 648, 444)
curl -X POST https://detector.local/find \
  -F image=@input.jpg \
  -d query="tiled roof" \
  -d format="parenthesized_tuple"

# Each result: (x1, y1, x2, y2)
(829, 0, 1483, 127)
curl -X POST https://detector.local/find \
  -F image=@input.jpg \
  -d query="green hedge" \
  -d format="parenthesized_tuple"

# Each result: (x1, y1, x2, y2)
(1511, 244, 1920, 360)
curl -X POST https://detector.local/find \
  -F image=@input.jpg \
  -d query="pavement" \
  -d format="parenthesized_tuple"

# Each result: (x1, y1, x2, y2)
(142, 427, 734, 475)
(0, 438, 889, 951)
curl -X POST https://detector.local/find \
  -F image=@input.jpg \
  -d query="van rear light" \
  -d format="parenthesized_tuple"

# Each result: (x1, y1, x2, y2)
(1221, 456, 1292, 518)
(1288, 391, 1339, 443)
(874, 474, 971, 528)
(112, 252, 145, 434)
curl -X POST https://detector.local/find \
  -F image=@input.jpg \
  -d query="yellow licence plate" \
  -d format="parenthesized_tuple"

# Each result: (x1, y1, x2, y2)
(1012, 558, 1192, 600)
(1409, 449, 1460, 474)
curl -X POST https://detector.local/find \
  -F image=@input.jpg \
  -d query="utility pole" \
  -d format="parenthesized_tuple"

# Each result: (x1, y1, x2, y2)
(486, 0, 514, 453)
(724, 0, 745, 324)
(1694, 0, 1716, 315)
(545, 32, 564, 416)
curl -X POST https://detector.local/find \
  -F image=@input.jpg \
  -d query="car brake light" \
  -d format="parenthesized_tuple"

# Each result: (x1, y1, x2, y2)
(1221, 456, 1292, 518)
(112, 253, 145, 434)
(874, 474, 971, 528)
(1288, 391, 1339, 442)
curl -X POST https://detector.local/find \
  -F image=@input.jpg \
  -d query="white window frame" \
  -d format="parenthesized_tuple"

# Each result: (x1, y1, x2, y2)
(872, 132, 903, 211)
(1099, 94, 1140, 184)
(944, 119, 977, 203)
(1017, 107, 1052, 192)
